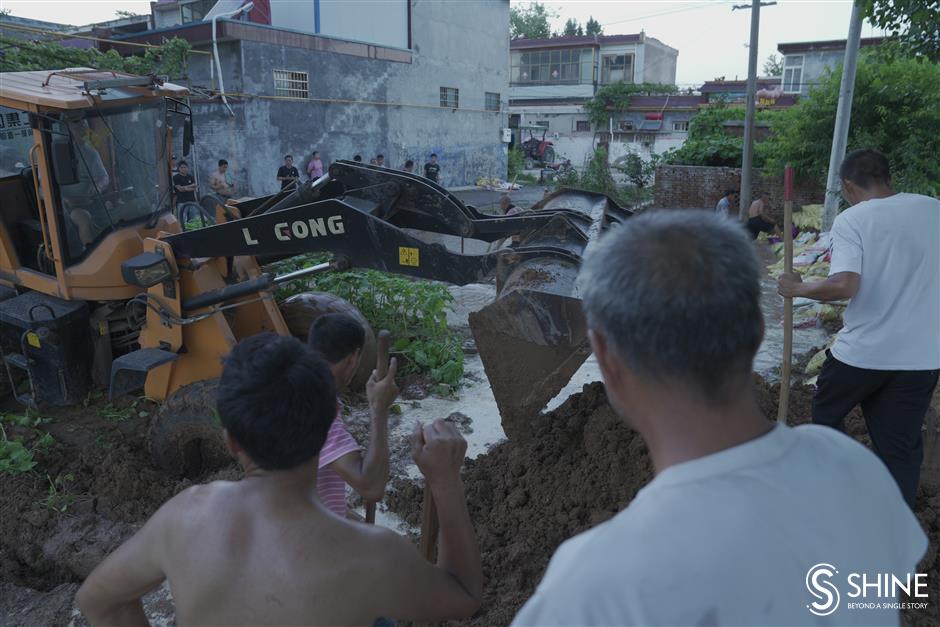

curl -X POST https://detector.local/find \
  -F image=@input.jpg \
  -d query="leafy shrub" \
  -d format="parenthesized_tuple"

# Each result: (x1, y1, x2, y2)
(508, 147, 526, 180)
(270, 255, 464, 387)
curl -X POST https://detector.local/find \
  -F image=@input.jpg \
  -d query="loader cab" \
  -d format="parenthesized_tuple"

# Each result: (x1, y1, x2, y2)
(0, 69, 190, 299)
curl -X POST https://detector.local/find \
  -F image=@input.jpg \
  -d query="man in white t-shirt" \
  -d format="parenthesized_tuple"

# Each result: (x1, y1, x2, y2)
(779, 148, 940, 507)
(513, 210, 926, 626)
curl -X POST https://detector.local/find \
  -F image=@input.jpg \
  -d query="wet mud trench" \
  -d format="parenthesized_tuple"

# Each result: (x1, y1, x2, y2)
(2, 244, 937, 626)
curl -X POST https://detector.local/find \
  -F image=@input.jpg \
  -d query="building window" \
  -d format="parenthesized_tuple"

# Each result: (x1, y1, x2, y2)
(575, 120, 591, 132)
(513, 48, 584, 84)
(440, 87, 459, 108)
(533, 120, 550, 129)
(273, 70, 309, 99)
(673, 121, 690, 132)
(601, 54, 634, 84)
(180, 0, 215, 23)
(485, 92, 500, 112)
(619, 121, 634, 131)
(783, 55, 803, 93)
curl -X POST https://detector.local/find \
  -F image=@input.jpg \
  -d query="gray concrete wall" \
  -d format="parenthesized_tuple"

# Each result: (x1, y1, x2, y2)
(186, 0, 509, 196)
(642, 39, 678, 85)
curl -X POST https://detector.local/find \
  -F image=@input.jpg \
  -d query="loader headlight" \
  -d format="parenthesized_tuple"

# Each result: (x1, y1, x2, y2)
(122, 252, 174, 288)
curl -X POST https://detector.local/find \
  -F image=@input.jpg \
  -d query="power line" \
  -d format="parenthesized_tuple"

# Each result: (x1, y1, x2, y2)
(601, 0, 733, 27)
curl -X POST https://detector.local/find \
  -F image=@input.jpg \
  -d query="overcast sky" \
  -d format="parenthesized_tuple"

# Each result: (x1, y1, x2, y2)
(3, 0, 885, 85)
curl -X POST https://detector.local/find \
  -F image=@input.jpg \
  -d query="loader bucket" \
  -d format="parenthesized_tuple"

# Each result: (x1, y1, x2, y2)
(468, 189, 631, 440)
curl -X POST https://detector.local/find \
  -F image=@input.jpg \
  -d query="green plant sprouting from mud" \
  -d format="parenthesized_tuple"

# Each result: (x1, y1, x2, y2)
(42, 473, 77, 512)
(270, 255, 465, 388)
(0, 412, 50, 475)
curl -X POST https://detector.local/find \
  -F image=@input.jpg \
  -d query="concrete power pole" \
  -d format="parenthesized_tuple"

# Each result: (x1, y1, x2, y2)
(734, 1, 776, 220)
(822, 1, 864, 230)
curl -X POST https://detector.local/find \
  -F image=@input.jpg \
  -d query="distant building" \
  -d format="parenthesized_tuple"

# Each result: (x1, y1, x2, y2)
(508, 32, 678, 166)
(777, 37, 884, 96)
(699, 77, 797, 108)
(98, 0, 509, 191)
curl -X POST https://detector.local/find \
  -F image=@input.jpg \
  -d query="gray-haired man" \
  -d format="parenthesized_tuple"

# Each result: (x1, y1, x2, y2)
(512, 211, 925, 626)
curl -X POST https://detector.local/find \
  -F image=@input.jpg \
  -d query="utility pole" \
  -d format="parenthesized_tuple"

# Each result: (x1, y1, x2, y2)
(823, 1, 863, 231)
(733, 1, 776, 220)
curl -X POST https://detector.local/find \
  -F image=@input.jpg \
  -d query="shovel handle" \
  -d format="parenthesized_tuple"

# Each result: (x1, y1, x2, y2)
(777, 165, 795, 424)
(419, 486, 439, 562)
(365, 330, 392, 525)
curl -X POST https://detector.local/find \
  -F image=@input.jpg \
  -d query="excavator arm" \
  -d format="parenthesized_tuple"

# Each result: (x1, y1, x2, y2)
(129, 161, 633, 436)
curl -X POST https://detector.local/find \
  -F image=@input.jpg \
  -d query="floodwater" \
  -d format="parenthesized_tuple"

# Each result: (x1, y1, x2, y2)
(369, 242, 828, 530)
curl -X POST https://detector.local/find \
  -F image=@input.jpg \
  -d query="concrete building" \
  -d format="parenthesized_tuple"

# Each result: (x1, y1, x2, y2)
(105, 0, 509, 193)
(508, 32, 678, 167)
(777, 37, 884, 96)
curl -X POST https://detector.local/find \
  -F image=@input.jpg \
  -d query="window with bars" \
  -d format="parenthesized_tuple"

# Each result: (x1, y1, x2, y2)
(575, 120, 591, 132)
(440, 87, 459, 108)
(673, 121, 690, 132)
(273, 70, 309, 99)
(485, 92, 500, 112)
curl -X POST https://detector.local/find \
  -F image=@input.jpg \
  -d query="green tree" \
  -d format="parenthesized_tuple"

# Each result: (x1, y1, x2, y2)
(762, 53, 783, 76)
(585, 16, 603, 36)
(583, 82, 679, 127)
(510, 2, 556, 39)
(562, 18, 583, 37)
(859, 0, 940, 61)
(761, 52, 940, 196)
(0, 35, 191, 78)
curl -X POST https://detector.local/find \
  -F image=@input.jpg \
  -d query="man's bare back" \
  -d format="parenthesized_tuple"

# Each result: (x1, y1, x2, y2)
(77, 335, 481, 626)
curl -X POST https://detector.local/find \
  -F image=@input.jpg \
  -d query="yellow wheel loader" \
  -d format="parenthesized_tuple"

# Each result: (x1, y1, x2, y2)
(0, 69, 630, 475)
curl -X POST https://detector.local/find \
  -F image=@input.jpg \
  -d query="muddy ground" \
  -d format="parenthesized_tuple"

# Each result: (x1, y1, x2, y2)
(2, 374, 939, 626)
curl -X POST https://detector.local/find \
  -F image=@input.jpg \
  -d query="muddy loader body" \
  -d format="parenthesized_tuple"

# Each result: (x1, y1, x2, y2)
(0, 68, 630, 475)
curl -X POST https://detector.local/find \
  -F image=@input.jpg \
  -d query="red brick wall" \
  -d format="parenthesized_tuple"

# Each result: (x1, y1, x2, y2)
(653, 165, 825, 216)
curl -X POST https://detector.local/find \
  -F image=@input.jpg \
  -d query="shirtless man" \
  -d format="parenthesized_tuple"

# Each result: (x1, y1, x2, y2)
(76, 333, 482, 626)
(746, 191, 776, 239)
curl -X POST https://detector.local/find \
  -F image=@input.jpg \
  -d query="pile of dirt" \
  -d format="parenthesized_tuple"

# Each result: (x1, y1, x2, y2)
(387, 377, 940, 627)
(387, 382, 654, 625)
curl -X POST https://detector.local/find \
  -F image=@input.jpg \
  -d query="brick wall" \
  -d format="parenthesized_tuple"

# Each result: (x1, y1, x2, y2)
(653, 165, 825, 219)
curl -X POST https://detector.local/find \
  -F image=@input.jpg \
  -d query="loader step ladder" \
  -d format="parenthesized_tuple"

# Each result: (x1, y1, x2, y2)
(1, 332, 39, 408)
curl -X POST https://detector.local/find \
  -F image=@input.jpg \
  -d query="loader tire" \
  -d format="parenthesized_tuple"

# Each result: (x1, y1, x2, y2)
(149, 379, 230, 478)
(278, 292, 376, 391)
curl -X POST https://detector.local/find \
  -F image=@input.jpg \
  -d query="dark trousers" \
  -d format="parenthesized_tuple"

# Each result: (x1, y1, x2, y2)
(813, 351, 939, 507)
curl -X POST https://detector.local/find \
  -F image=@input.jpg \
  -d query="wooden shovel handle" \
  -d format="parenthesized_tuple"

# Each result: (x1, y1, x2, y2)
(365, 330, 392, 525)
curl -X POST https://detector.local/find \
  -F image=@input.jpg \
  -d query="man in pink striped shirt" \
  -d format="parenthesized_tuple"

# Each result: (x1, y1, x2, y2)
(309, 314, 398, 517)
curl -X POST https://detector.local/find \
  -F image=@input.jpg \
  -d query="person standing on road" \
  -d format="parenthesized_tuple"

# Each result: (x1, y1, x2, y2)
(513, 210, 925, 626)
(424, 153, 440, 184)
(277, 155, 300, 190)
(307, 151, 324, 180)
(778, 148, 940, 507)
(307, 313, 397, 518)
(172, 161, 197, 206)
(403, 160, 415, 174)
(715, 188, 736, 217)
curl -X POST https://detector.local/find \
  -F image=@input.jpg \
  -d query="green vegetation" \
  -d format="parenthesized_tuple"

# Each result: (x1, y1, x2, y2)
(562, 18, 583, 37)
(859, 0, 940, 61)
(763, 54, 783, 77)
(507, 147, 526, 180)
(272, 256, 464, 388)
(510, 2, 556, 39)
(584, 82, 679, 127)
(98, 398, 151, 423)
(584, 17, 603, 36)
(0, 412, 47, 475)
(558, 147, 629, 205)
(0, 35, 191, 77)
(661, 106, 781, 168)
(761, 52, 940, 196)
(42, 473, 76, 512)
